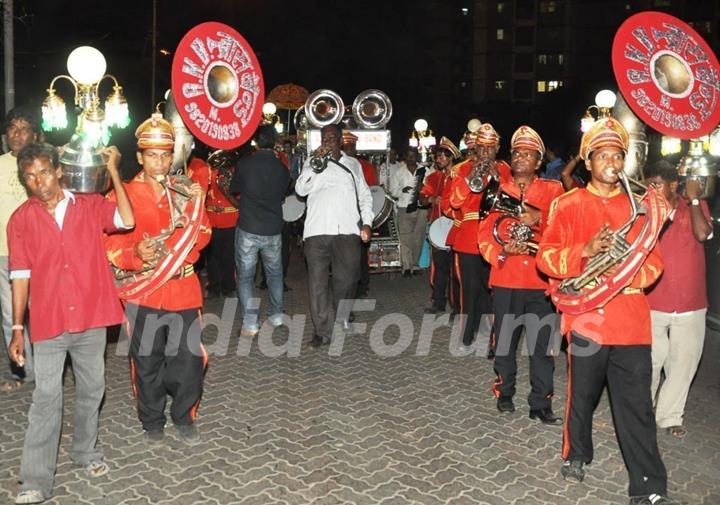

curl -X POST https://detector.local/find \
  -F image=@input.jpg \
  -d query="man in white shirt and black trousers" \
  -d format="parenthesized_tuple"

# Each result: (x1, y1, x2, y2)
(295, 124, 374, 348)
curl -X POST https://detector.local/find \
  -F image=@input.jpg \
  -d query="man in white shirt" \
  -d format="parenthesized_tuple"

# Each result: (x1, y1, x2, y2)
(295, 124, 374, 348)
(388, 148, 429, 276)
(378, 148, 401, 188)
(0, 107, 37, 392)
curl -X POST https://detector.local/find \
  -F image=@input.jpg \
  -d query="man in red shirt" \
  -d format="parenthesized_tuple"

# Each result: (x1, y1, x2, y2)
(447, 123, 512, 347)
(644, 160, 712, 439)
(419, 137, 461, 313)
(537, 118, 675, 505)
(105, 113, 211, 446)
(478, 126, 564, 422)
(8, 142, 133, 504)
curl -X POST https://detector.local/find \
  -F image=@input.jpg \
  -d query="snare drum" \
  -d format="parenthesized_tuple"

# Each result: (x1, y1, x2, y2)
(428, 216, 453, 250)
(282, 194, 306, 222)
(370, 185, 394, 229)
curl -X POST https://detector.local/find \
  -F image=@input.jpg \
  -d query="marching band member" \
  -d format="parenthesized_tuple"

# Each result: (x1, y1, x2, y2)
(419, 137, 461, 314)
(447, 123, 511, 347)
(477, 126, 564, 422)
(105, 112, 211, 446)
(536, 118, 674, 505)
(295, 124, 373, 348)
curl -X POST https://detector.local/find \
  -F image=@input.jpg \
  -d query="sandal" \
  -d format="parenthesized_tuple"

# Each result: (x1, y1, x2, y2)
(666, 426, 687, 439)
(1, 379, 24, 392)
(83, 460, 109, 477)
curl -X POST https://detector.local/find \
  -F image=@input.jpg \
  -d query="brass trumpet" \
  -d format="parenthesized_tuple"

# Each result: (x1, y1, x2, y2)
(467, 159, 493, 193)
(309, 146, 331, 173)
(489, 191, 539, 254)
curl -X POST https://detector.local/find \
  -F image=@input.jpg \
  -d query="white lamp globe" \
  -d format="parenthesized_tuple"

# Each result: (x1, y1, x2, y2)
(262, 102, 277, 115)
(467, 118, 482, 132)
(595, 89, 617, 109)
(414, 118, 428, 132)
(67, 46, 107, 85)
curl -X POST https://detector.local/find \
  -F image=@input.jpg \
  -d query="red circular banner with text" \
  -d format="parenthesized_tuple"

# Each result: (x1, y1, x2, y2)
(612, 11, 720, 139)
(172, 22, 264, 149)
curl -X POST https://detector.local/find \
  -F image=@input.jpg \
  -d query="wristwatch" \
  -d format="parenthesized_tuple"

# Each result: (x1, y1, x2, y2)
(691, 198, 700, 206)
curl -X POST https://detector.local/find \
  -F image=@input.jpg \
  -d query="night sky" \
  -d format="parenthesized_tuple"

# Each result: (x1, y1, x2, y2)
(6, 0, 616, 171)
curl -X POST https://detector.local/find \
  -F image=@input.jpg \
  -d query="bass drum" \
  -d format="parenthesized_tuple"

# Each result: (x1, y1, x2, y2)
(428, 216, 453, 250)
(282, 194, 306, 222)
(370, 185, 394, 229)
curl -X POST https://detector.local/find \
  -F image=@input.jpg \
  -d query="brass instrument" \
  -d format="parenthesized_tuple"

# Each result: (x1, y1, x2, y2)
(467, 159, 493, 193)
(488, 191, 539, 254)
(208, 148, 242, 201)
(309, 146, 331, 173)
(558, 170, 646, 293)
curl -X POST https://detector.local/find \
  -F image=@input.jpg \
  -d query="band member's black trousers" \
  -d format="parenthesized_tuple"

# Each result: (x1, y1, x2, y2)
(454, 252, 491, 345)
(128, 305, 207, 431)
(565, 333, 667, 497)
(450, 251, 460, 315)
(207, 226, 236, 296)
(491, 287, 557, 409)
(429, 246, 451, 310)
(304, 234, 361, 339)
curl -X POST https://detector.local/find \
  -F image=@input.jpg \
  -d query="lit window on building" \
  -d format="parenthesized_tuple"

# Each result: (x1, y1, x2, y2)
(495, 81, 506, 90)
(537, 81, 547, 92)
(538, 54, 547, 64)
(461, 7, 469, 15)
(497, 29, 505, 40)
(625, 3, 632, 10)
(558, 53, 564, 65)
(497, 2, 505, 14)
(539, 1, 556, 13)
(548, 80, 562, 91)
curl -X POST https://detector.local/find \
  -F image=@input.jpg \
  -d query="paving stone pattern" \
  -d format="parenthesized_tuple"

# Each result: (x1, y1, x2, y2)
(1, 264, 719, 504)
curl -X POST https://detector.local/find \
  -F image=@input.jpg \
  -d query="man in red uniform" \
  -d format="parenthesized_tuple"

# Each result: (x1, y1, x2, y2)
(8, 142, 133, 504)
(477, 126, 564, 422)
(419, 137, 461, 314)
(536, 118, 675, 505)
(447, 123, 512, 347)
(105, 112, 211, 446)
(205, 160, 239, 299)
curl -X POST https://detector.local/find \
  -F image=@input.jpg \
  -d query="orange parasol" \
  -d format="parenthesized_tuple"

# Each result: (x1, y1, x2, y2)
(266, 83, 309, 110)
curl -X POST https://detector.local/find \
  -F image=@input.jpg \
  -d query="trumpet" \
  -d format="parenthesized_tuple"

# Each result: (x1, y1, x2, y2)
(466, 159, 493, 193)
(309, 146, 331, 173)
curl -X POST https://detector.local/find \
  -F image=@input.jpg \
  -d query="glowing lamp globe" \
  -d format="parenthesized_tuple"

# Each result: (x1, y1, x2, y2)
(66, 46, 107, 85)
(595, 89, 617, 109)
(262, 102, 277, 115)
(414, 118, 428, 133)
(467, 118, 482, 133)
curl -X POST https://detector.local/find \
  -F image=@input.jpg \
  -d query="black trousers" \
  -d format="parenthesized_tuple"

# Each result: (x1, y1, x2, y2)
(491, 287, 557, 409)
(128, 306, 207, 431)
(454, 252, 491, 345)
(357, 241, 370, 296)
(206, 226, 236, 295)
(450, 251, 460, 315)
(565, 333, 667, 497)
(429, 246, 451, 310)
(304, 234, 361, 339)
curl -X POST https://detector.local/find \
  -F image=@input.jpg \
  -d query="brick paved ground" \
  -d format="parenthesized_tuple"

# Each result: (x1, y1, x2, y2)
(1, 259, 719, 504)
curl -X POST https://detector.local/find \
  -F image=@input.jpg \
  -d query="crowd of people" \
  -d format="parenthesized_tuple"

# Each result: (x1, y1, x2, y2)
(0, 103, 711, 505)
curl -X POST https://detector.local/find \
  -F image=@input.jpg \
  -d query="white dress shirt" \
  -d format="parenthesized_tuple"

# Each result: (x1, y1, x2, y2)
(388, 163, 433, 208)
(295, 153, 374, 239)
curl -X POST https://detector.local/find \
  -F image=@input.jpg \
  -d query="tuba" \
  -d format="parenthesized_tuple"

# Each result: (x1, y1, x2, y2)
(305, 89, 345, 128)
(352, 89, 393, 129)
(208, 148, 243, 201)
(549, 171, 669, 314)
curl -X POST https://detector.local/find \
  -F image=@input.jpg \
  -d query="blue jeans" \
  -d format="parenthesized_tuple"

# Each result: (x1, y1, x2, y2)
(19, 328, 106, 498)
(234, 228, 283, 330)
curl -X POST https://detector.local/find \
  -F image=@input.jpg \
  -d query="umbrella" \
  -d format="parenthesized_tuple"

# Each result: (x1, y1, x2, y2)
(266, 83, 309, 110)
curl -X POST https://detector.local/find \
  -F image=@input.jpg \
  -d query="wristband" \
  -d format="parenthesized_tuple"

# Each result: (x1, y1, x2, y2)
(11, 324, 23, 331)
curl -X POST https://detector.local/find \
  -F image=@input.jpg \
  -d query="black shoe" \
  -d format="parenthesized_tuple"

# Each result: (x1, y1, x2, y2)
(348, 312, 355, 323)
(411, 269, 420, 276)
(402, 270, 411, 278)
(497, 396, 515, 413)
(424, 304, 445, 314)
(560, 460, 585, 482)
(529, 408, 563, 425)
(205, 290, 220, 300)
(258, 281, 268, 290)
(629, 495, 680, 505)
(221, 289, 236, 298)
(143, 428, 165, 445)
(310, 335, 329, 348)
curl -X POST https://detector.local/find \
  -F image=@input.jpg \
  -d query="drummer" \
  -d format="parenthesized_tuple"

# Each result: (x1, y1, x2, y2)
(419, 137, 461, 314)
(342, 131, 377, 297)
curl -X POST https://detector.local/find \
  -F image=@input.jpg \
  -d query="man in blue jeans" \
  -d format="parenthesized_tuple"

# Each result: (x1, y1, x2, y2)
(230, 125, 290, 336)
